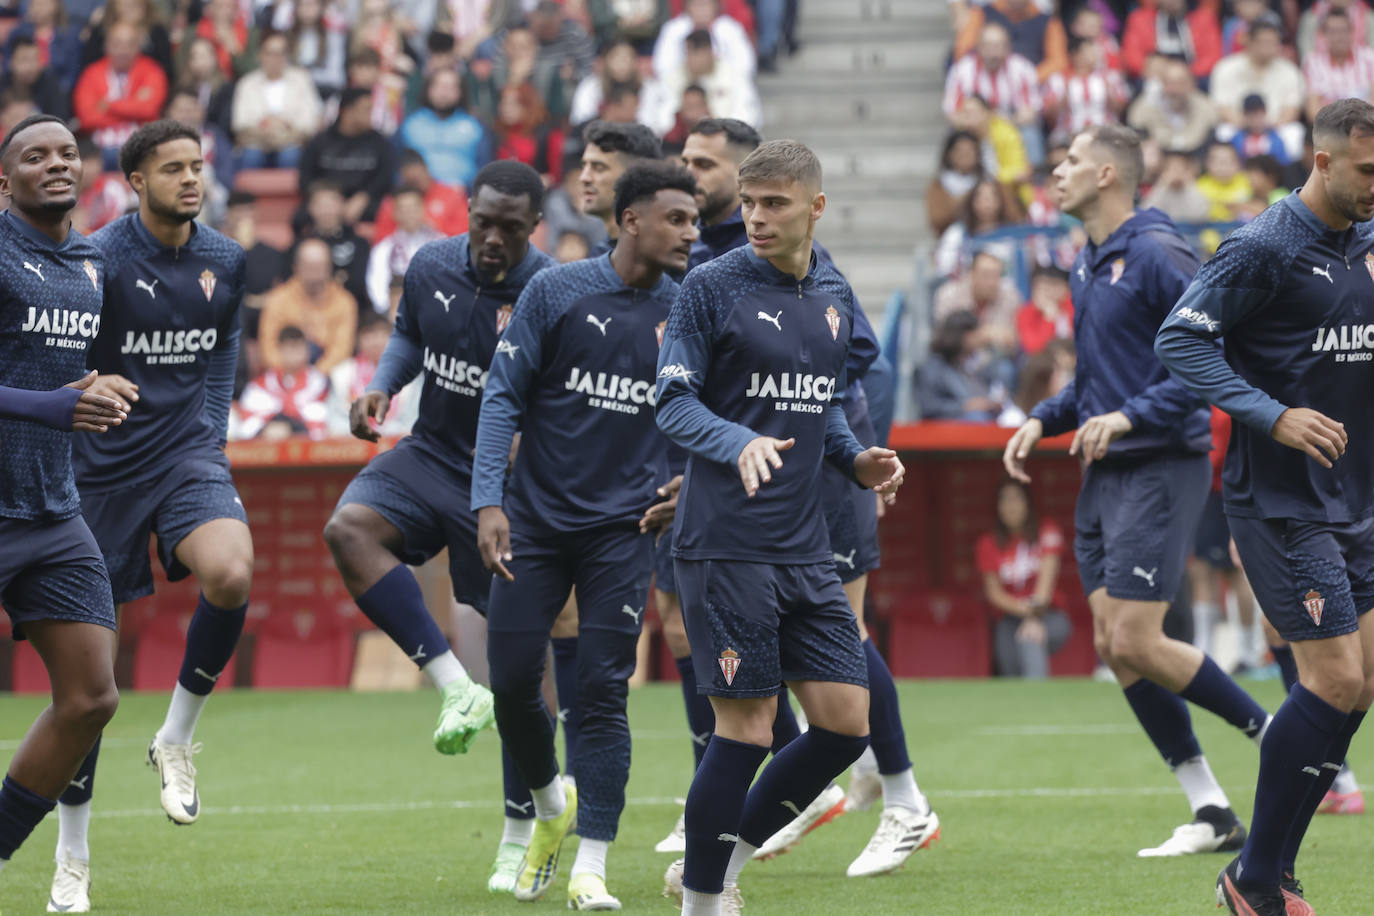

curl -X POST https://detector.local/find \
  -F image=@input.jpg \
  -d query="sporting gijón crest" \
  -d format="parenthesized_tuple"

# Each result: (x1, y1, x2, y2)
(496, 304, 514, 334)
(718, 648, 740, 686)
(1304, 589, 1325, 626)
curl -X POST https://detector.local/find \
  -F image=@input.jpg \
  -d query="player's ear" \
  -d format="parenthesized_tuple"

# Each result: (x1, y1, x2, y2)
(128, 170, 145, 195)
(1313, 149, 1332, 175)
(621, 205, 637, 237)
(810, 190, 826, 222)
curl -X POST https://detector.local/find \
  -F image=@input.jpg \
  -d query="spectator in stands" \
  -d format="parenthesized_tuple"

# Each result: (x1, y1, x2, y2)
(1245, 153, 1288, 207)
(232, 30, 323, 170)
(976, 478, 1071, 679)
(176, 36, 236, 141)
(589, 0, 669, 52)
(287, 0, 348, 99)
(299, 86, 396, 224)
(657, 27, 760, 132)
(81, 0, 174, 80)
(4, 0, 82, 94)
(542, 149, 609, 255)
(555, 230, 592, 262)
(258, 238, 358, 374)
(1303, 9, 1374, 122)
(1197, 139, 1253, 221)
(224, 190, 287, 318)
(0, 35, 70, 119)
(601, 81, 645, 125)
(997, 343, 1063, 428)
(1044, 36, 1127, 137)
(349, 0, 412, 134)
(916, 310, 1007, 422)
(73, 21, 169, 170)
(662, 84, 712, 152)
(237, 325, 331, 440)
(1209, 15, 1305, 159)
(653, 0, 755, 80)
(325, 312, 417, 437)
(933, 248, 1021, 356)
(1126, 55, 1217, 153)
(166, 88, 233, 225)
(1143, 147, 1212, 224)
(953, 0, 1068, 83)
(1121, 0, 1222, 83)
(950, 93, 1032, 191)
(526, 0, 596, 120)
(365, 186, 442, 314)
(195, 0, 257, 79)
(943, 23, 1044, 165)
(296, 180, 371, 310)
(0, 93, 36, 139)
(1016, 264, 1072, 356)
(571, 36, 673, 134)
(373, 149, 468, 240)
(399, 68, 489, 191)
(1297, 0, 1374, 60)
(933, 179, 1021, 280)
(1221, 0, 1268, 55)
(927, 130, 989, 236)
(1231, 93, 1290, 166)
(71, 133, 134, 235)
(1067, 6, 1121, 72)
(494, 82, 563, 176)
(466, 26, 536, 122)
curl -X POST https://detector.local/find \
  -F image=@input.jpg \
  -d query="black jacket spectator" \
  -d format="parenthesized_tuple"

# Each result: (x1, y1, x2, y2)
(297, 88, 395, 224)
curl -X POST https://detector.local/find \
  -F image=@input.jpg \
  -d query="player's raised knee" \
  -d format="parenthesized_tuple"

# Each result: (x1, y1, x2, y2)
(322, 507, 376, 565)
(57, 681, 119, 734)
(200, 554, 253, 608)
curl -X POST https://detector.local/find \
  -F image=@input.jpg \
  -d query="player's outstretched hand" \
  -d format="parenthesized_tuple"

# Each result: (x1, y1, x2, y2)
(737, 436, 794, 498)
(1003, 418, 1043, 482)
(1070, 410, 1133, 466)
(639, 475, 683, 533)
(1272, 407, 1347, 468)
(84, 371, 138, 412)
(348, 391, 390, 442)
(477, 506, 515, 582)
(855, 447, 904, 501)
(65, 371, 127, 433)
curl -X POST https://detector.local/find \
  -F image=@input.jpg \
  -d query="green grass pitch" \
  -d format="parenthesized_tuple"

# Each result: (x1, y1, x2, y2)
(1, 678, 1370, 914)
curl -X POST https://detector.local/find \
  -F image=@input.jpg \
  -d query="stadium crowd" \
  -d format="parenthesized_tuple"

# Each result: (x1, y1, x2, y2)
(921, 0, 1366, 424)
(0, 0, 782, 440)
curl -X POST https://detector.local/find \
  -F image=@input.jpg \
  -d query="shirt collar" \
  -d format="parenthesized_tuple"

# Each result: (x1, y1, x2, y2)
(131, 211, 199, 252)
(746, 245, 817, 287)
(2, 208, 76, 250)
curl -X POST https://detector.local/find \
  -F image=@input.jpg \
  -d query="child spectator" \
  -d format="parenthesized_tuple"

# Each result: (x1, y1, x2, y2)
(1210, 16, 1305, 159)
(365, 186, 442, 314)
(1232, 93, 1290, 166)
(1197, 140, 1253, 222)
(1067, 6, 1120, 72)
(325, 312, 417, 437)
(237, 325, 331, 439)
(933, 178, 1021, 280)
(1143, 148, 1212, 225)
(1221, 0, 1268, 55)
(1016, 265, 1072, 356)
(1245, 153, 1288, 208)
(296, 180, 371, 309)
(372, 150, 469, 240)
(1043, 36, 1127, 137)
(927, 130, 989, 236)
(976, 479, 1071, 679)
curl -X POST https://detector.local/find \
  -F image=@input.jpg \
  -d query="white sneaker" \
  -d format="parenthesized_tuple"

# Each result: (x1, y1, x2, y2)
(147, 737, 202, 824)
(846, 804, 941, 877)
(753, 783, 847, 860)
(48, 854, 91, 913)
(1136, 816, 1245, 857)
(656, 810, 687, 853)
(845, 767, 882, 813)
(661, 861, 742, 915)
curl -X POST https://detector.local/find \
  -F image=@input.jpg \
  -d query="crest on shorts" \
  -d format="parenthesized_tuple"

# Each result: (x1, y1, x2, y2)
(1110, 258, 1126, 286)
(496, 304, 514, 334)
(1365, 252, 1374, 284)
(199, 268, 216, 301)
(1303, 589, 1325, 626)
(656, 320, 666, 347)
(82, 259, 98, 291)
(825, 305, 840, 340)
(718, 648, 740, 686)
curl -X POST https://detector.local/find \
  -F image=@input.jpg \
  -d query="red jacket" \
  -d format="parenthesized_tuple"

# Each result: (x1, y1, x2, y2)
(73, 55, 168, 144)
(373, 182, 469, 241)
(1121, 4, 1223, 80)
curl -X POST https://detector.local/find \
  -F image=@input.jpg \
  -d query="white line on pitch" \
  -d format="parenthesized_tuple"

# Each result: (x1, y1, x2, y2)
(974, 724, 1140, 736)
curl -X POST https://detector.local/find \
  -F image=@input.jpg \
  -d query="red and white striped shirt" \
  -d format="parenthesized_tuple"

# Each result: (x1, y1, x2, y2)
(1304, 46, 1374, 106)
(943, 51, 1042, 118)
(1044, 69, 1128, 134)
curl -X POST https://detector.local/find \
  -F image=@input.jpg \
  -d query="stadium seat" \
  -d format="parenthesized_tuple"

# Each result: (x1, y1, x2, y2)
(133, 611, 238, 692)
(232, 168, 299, 249)
(251, 608, 355, 689)
(885, 590, 991, 678)
(11, 639, 49, 694)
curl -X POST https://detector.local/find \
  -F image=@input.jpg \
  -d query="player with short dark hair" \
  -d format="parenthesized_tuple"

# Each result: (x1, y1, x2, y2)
(654, 139, 905, 914)
(1004, 122, 1273, 859)
(579, 120, 663, 252)
(680, 118, 761, 273)
(472, 160, 698, 910)
(322, 159, 555, 894)
(0, 113, 124, 913)
(1156, 96, 1374, 916)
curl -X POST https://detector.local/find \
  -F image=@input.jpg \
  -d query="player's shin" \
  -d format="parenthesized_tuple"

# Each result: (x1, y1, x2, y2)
(683, 736, 769, 894)
(1279, 708, 1365, 874)
(55, 736, 99, 862)
(161, 594, 246, 744)
(0, 775, 56, 864)
(862, 640, 922, 810)
(737, 726, 869, 853)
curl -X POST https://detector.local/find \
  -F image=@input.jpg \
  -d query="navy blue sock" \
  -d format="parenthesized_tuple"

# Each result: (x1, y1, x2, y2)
(738, 725, 869, 847)
(1122, 679, 1203, 768)
(502, 742, 534, 821)
(551, 637, 580, 765)
(0, 775, 55, 860)
(1280, 708, 1365, 875)
(682, 736, 769, 894)
(1178, 655, 1268, 738)
(58, 736, 100, 806)
(675, 655, 715, 770)
(771, 688, 801, 754)
(177, 594, 247, 695)
(863, 639, 911, 774)
(1238, 684, 1348, 891)
(1272, 644, 1299, 695)
(354, 565, 448, 668)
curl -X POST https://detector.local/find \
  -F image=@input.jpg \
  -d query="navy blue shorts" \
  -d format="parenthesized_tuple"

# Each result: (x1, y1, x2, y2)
(0, 515, 116, 639)
(336, 438, 490, 612)
(486, 524, 653, 637)
(653, 531, 676, 595)
(675, 558, 867, 699)
(1194, 490, 1234, 569)
(1074, 453, 1209, 603)
(81, 452, 248, 605)
(823, 465, 879, 585)
(1229, 515, 1374, 643)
